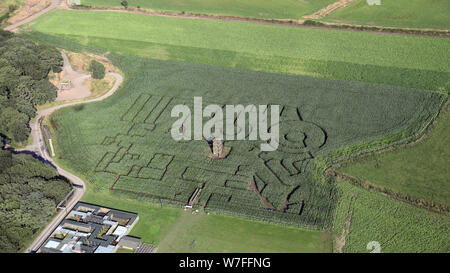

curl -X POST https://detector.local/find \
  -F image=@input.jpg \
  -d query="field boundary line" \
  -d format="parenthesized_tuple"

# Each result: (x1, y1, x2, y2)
(327, 99, 450, 215)
(66, 5, 450, 37)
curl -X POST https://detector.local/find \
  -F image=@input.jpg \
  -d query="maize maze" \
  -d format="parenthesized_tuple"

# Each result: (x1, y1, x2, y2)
(51, 58, 445, 229)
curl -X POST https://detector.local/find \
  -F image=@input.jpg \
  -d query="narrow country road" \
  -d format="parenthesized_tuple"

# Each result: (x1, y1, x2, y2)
(22, 52, 123, 252)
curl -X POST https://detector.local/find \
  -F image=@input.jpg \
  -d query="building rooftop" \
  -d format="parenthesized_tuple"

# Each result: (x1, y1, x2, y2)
(39, 202, 139, 253)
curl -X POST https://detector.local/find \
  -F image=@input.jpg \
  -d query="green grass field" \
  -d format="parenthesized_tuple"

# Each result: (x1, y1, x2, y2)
(340, 106, 450, 208)
(333, 179, 449, 253)
(157, 211, 330, 253)
(82, 190, 182, 245)
(83, 187, 331, 252)
(324, 0, 450, 30)
(26, 10, 450, 92)
(81, 0, 335, 19)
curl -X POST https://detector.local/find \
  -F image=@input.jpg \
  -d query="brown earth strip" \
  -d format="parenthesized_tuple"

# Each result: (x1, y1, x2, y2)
(303, 0, 357, 20)
(6, 0, 51, 25)
(335, 193, 356, 253)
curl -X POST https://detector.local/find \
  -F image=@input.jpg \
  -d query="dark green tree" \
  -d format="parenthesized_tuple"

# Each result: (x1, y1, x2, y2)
(0, 150, 71, 252)
(89, 60, 105, 79)
(0, 30, 62, 143)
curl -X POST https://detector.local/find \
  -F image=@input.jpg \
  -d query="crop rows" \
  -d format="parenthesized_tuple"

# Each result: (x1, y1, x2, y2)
(49, 56, 445, 230)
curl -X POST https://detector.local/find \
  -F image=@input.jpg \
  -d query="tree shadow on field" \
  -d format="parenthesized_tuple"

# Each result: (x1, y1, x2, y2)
(74, 105, 85, 111)
(4, 148, 57, 170)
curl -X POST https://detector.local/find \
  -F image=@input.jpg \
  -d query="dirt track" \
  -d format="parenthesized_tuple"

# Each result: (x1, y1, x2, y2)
(4, 0, 61, 32)
(303, 0, 356, 20)
(6, 0, 52, 25)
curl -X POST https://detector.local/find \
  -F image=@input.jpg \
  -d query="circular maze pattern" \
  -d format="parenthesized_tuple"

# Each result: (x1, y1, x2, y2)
(275, 120, 326, 154)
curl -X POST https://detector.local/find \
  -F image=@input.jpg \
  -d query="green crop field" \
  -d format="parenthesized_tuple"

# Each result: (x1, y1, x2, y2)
(25, 10, 450, 93)
(333, 179, 449, 253)
(79, 161, 333, 252)
(80, 0, 335, 19)
(46, 52, 444, 230)
(339, 105, 450, 208)
(323, 0, 450, 30)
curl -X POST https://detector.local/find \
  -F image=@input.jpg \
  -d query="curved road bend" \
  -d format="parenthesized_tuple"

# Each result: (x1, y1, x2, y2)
(23, 52, 123, 252)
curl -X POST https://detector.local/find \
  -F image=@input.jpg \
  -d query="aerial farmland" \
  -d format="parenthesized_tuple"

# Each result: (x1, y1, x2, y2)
(0, 0, 448, 259)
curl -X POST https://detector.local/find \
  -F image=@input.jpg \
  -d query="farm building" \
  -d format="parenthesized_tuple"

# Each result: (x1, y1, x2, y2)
(39, 202, 139, 253)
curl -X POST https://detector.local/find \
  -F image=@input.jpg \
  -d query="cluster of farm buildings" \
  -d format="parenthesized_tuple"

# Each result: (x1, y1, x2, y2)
(39, 202, 154, 253)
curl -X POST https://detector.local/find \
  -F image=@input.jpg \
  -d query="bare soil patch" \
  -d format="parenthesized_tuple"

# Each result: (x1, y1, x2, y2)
(303, 0, 357, 20)
(335, 193, 356, 253)
(86, 76, 115, 97)
(67, 51, 119, 73)
(53, 50, 120, 102)
(6, 0, 51, 25)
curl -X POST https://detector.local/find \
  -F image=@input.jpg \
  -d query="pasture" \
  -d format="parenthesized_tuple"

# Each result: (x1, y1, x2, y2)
(82, 188, 331, 252)
(340, 105, 450, 208)
(26, 9, 450, 92)
(80, 0, 336, 19)
(333, 179, 449, 253)
(324, 0, 450, 30)
(157, 211, 330, 253)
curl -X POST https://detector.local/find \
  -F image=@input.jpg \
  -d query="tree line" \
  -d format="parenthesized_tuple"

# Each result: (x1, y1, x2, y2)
(0, 29, 63, 143)
(0, 142, 71, 252)
(0, 31, 71, 252)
